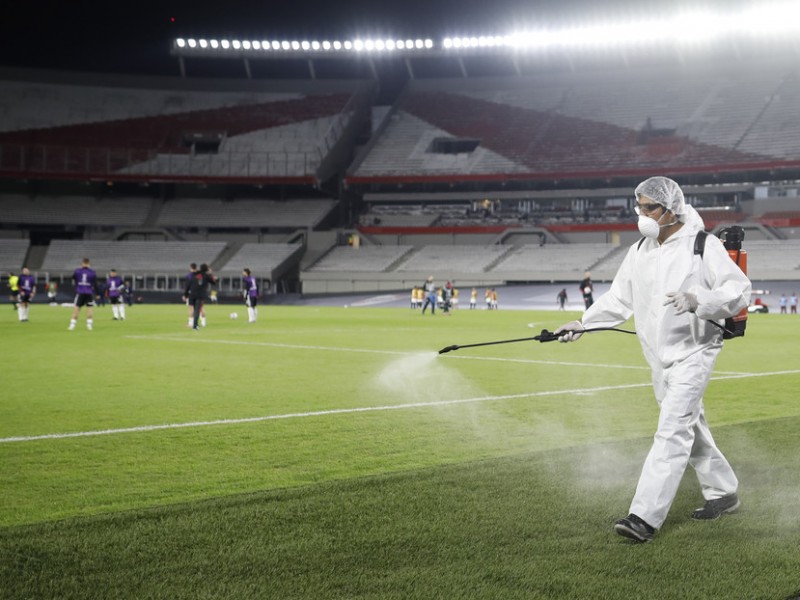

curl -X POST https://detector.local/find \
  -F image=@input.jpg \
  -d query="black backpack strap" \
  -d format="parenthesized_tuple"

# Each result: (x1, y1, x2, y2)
(694, 230, 708, 257)
(637, 237, 646, 250)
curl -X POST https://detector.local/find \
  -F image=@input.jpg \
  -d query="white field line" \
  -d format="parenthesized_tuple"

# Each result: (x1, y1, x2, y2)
(124, 334, 652, 371)
(3, 369, 799, 445)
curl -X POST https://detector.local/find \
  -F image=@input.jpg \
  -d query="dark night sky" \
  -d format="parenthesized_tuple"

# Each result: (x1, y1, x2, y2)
(0, 0, 746, 77)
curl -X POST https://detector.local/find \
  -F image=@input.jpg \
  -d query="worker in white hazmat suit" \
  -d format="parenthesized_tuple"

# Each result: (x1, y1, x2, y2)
(555, 176, 751, 543)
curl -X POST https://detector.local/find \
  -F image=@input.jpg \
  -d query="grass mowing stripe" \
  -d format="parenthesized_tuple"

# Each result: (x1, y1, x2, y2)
(125, 334, 657, 371)
(3, 368, 799, 444)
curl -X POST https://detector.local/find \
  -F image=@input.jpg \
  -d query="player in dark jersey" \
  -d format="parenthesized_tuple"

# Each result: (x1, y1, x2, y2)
(183, 263, 217, 331)
(69, 258, 97, 331)
(184, 263, 208, 327)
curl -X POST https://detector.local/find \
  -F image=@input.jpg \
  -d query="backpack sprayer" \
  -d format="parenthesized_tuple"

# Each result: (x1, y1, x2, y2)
(717, 225, 747, 339)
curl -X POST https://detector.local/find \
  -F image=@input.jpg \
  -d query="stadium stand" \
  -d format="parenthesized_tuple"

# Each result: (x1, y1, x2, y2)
(759, 211, 800, 227)
(349, 58, 800, 183)
(0, 239, 30, 270)
(489, 243, 616, 275)
(737, 240, 800, 280)
(3, 54, 800, 296)
(308, 245, 414, 272)
(155, 198, 337, 229)
(41, 240, 226, 273)
(215, 242, 303, 276)
(395, 245, 511, 273)
(0, 72, 373, 183)
(0, 194, 152, 226)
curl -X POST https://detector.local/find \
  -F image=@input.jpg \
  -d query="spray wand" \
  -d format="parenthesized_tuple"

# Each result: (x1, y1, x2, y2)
(438, 327, 636, 354)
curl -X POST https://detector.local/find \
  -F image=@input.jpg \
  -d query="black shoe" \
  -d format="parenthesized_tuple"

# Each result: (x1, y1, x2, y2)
(614, 513, 655, 543)
(692, 493, 740, 520)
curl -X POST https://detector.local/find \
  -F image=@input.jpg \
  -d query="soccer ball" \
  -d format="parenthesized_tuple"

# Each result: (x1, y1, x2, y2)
(230, 312, 238, 320)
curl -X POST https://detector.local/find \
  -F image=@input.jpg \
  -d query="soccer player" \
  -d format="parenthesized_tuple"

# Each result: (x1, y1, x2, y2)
(184, 263, 206, 327)
(17, 267, 36, 322)
(7, 271, 19, 310)
(69, 258, 97, 331)
(242, 268, 259, 323)
(106, 269, 126, 321)
(184, 263, 216, 330)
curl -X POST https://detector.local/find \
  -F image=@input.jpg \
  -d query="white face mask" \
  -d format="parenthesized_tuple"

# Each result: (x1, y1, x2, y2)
(637, 215, 661, 239)
(637, 210, 679, 239)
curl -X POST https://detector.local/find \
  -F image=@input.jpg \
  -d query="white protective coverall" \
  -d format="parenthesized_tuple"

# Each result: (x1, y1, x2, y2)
(579, 187, 751, 529)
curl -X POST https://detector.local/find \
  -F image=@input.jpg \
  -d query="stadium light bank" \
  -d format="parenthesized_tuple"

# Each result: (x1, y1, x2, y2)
(171, 1, 800, 61)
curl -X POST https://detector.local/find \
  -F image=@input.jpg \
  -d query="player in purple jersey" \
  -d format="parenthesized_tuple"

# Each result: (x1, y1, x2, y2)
(242, 268, 260, 323)
(16, 267, 36, 322)
(69, 258, 97, 331)
(106, 268, 126, 321)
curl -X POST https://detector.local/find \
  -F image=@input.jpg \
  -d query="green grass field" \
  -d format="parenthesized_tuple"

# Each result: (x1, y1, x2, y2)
(1, 301, 799, 599)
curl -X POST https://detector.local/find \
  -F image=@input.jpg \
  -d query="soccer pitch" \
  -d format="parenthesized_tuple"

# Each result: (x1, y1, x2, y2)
(1, 302, 799, 599)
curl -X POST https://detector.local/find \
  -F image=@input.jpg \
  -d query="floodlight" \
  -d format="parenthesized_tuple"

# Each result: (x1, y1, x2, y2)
(242, 40, 251, 50)
(232, 40, 241, 49)
(220, 39, 230, 49)
(281, 41, 290, 50)
(176, 38, 186, 48)
(187, 38, 197, 48)
(322, 40, 331, 50)
(335, 40, 344, 50)
(343, 40, 352, 49)
(311, 41, 321, 50)
(291, 41, 300, 50)
(386, 39, 396, 50)
(272, 41, 280, 50)
(210, 39, 219, 48)
(414, 39, 423, 49)
(353, 40, 364, 51)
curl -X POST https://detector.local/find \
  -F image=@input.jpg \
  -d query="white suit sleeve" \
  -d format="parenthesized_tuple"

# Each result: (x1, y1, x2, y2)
(689, 236, 751, 321)
(581, 246, 636, 328)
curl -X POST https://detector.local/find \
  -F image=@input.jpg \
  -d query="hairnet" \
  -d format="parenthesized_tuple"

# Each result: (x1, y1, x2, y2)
(634, 176, 705, 230)
(635, 176, 685, 215)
